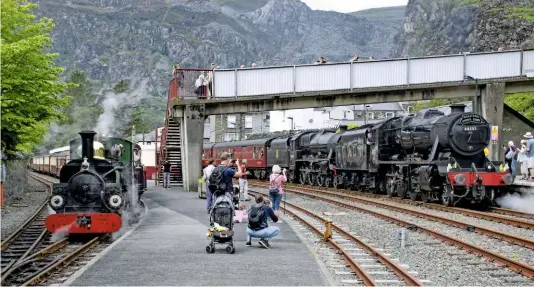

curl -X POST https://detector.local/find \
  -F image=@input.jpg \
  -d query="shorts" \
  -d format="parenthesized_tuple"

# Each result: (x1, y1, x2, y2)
(269, 192, 283, 211)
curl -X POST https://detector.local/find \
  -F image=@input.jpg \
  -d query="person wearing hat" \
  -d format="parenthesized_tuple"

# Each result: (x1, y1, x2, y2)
(524, 132, 534, 179)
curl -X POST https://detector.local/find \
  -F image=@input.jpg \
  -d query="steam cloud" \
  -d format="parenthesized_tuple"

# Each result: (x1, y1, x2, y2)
(95, 95, 120, 137)
(496, 191, 534, 214)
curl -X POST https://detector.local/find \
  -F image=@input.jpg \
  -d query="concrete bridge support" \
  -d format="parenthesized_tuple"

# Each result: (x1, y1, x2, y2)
(179, 104, 205, 192)
(481, 83, 505, 162)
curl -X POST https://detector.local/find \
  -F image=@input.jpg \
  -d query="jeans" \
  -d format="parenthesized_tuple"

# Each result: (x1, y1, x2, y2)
(247, 226, 280, 240)
(163, 172, 170, 187)
(510, 158, 517, 178)
(269, 193, 283, 211)
(239, 179, 248, 199)
(206, 187, 213, 210)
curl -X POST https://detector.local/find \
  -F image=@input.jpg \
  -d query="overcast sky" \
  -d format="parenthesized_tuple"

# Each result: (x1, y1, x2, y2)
(300, 0, 408, 13)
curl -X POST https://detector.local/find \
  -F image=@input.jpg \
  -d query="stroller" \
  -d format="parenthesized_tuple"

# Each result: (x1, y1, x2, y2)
(206, 191, 236, 254)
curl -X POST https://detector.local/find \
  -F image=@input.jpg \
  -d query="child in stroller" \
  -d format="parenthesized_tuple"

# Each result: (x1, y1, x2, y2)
(206, 190, 236, 254)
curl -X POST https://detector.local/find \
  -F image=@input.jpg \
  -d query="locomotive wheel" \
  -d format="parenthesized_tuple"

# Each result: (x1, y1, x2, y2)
(386, 178, 396, 197)
(376, 179, 385, 194)
(299, 172, 307, 184)
(408, 190, 419, 201)
(396, 182, 407, 199)
(442, 185, 454, 207)
(333, 176, 342, 189)
(420, 191, 430, 203)
(308, 173, 317, 186)
(317, 175, 325, 187)
(325, 176, 332, 188)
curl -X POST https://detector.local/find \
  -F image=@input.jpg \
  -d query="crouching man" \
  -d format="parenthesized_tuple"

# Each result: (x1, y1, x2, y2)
(246, 194, 280, 249)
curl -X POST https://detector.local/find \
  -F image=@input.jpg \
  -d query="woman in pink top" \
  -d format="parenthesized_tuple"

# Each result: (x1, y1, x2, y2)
(269, 165, 287, 220)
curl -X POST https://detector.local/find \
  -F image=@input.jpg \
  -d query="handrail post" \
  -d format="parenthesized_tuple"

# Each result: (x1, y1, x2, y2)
(520, 49, 524, 76)
(234, 69, 238, 97)
(350, 61, 353, 90)
(406, 57, 410, 86)
(463, 53, 467, 80)
(293, 65, 296, 94)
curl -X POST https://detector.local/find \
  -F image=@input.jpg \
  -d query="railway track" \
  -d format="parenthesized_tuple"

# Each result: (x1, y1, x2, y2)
(258, 180, 534, 222)
(248, 190, 426, 286)
(250, 182, 534, 279)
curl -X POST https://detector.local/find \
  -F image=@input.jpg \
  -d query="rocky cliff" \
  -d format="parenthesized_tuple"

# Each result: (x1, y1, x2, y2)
(34, 0, 400, 95)
(392, 0, 534, 57)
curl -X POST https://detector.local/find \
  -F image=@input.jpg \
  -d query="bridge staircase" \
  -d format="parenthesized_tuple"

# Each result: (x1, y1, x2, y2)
(157, 76, 183, 187)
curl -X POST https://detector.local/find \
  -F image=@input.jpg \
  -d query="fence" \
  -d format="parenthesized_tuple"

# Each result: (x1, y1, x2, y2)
(211, 49, 534, 98)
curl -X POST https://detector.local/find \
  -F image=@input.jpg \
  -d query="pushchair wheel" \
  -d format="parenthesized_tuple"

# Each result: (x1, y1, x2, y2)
(226, 246, 235, 254)
(206, 245, 215, 253)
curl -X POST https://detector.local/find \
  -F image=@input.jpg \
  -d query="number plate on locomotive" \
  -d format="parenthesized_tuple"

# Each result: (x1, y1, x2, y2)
(463, 127, 477, 131)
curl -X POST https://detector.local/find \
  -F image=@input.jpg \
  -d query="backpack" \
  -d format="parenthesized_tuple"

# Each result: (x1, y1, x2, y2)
(268, 175, 281, 195)
(248, 205, 266, 230)
(208, 166, 229, 195)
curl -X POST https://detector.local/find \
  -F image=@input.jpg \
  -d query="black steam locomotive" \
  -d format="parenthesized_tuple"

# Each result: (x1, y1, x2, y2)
(45, 131, 145, 234)
(203, 104, 513, 207)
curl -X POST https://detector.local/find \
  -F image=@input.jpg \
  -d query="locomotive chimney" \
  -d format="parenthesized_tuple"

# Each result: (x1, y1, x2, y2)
(79, 130, 96, 160)
(450, 103, 466, 114)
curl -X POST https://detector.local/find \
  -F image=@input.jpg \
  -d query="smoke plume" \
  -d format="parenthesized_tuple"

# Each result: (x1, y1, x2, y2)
(495, 191, 534, 214)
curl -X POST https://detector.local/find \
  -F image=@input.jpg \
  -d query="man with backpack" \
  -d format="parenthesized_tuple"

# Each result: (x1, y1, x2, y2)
(207, 152, 243, 213)
(246, 194, 280, 249)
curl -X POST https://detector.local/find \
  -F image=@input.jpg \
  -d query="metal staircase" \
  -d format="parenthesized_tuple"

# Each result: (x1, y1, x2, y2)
(158, 118, 183, 186)
(157, 73, 184, 187)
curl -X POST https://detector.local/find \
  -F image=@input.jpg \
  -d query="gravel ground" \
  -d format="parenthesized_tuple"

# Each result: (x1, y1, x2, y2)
(1, 177, 49, 240)
(366, 197, 534, 241)
(265, 189, 534, 286)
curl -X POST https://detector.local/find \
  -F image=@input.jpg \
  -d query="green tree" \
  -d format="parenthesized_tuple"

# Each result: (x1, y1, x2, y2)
(504, 92, 534, 121)
(1, 0, 70, 156)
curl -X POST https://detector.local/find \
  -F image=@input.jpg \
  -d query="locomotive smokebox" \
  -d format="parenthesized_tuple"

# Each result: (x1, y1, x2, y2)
(450, 104, 466, 114)
(79, 130, 96, 160)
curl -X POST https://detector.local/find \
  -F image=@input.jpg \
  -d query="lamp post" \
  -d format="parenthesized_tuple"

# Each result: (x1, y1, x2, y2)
(464, 75, 478, 114)
(287, 117, 294, 130)
(364, 105, 371, 125)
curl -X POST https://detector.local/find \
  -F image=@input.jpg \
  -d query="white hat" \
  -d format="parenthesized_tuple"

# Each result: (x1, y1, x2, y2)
(524, 132, 533, 138)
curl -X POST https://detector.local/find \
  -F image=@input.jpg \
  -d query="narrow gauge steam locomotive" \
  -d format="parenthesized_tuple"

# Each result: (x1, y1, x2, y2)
(42, 131, 146, 234)
(202, 104, 513, 207)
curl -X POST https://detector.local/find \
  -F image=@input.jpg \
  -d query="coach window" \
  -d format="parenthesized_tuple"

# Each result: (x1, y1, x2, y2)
(253, 147, 257, 159)
(385, 112, 394, 119)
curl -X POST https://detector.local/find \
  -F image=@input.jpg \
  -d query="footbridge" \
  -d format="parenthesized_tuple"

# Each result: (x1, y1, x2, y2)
(162, 49, 534, 192)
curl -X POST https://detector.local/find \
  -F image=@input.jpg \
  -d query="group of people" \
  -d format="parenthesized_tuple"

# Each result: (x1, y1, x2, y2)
(503, 132, 534, 180)
(203, 152, 288, 249)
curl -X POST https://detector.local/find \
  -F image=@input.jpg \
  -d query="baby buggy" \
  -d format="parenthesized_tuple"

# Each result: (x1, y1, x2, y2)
(206, 191, 235, 254)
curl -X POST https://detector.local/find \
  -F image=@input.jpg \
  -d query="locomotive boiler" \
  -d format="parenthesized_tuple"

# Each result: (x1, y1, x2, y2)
(45, 131, 143, 234)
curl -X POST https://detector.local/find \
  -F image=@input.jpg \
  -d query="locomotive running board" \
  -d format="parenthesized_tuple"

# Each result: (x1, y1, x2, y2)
(45, 213, 122, 234)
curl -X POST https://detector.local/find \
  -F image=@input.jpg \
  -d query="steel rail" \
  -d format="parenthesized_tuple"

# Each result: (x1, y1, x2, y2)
(256, 180, 534, 222)
(247, 191, 377, 286)
(251, 184, 534, 279)
(250, 190, 423, 286)
(0, 202, 48, 250)
(0, 238, 69, 283)
(21, 236, 102, 286)
(490, 207, 534, 220)
(252, 181, 534, 250)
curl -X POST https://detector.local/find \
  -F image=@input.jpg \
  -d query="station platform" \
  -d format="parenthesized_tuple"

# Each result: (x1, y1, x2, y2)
(69, 184, 330, 286)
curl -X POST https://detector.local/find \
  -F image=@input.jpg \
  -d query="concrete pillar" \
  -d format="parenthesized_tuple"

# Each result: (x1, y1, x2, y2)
(181, 104, 205, 192)
(481, 83, 505, 162)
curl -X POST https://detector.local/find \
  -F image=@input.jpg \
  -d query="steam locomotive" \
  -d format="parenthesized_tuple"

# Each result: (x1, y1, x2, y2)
(203, 104, 513, 207)
(39, 131, 146, 234)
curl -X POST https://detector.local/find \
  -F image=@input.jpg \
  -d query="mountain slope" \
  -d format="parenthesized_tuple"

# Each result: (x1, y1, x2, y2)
(34, 0, 399, 95)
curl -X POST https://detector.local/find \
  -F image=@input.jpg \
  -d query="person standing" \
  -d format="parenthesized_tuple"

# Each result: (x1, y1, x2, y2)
(239, 159, 251, 201)
(163, 160, 172, 188)
(269, 165, 287, 222)
(504, 141, 517, 178)
(208, 152, 243, 198)
(203, 159, 216, 212)
(525, 132, 534, 179)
